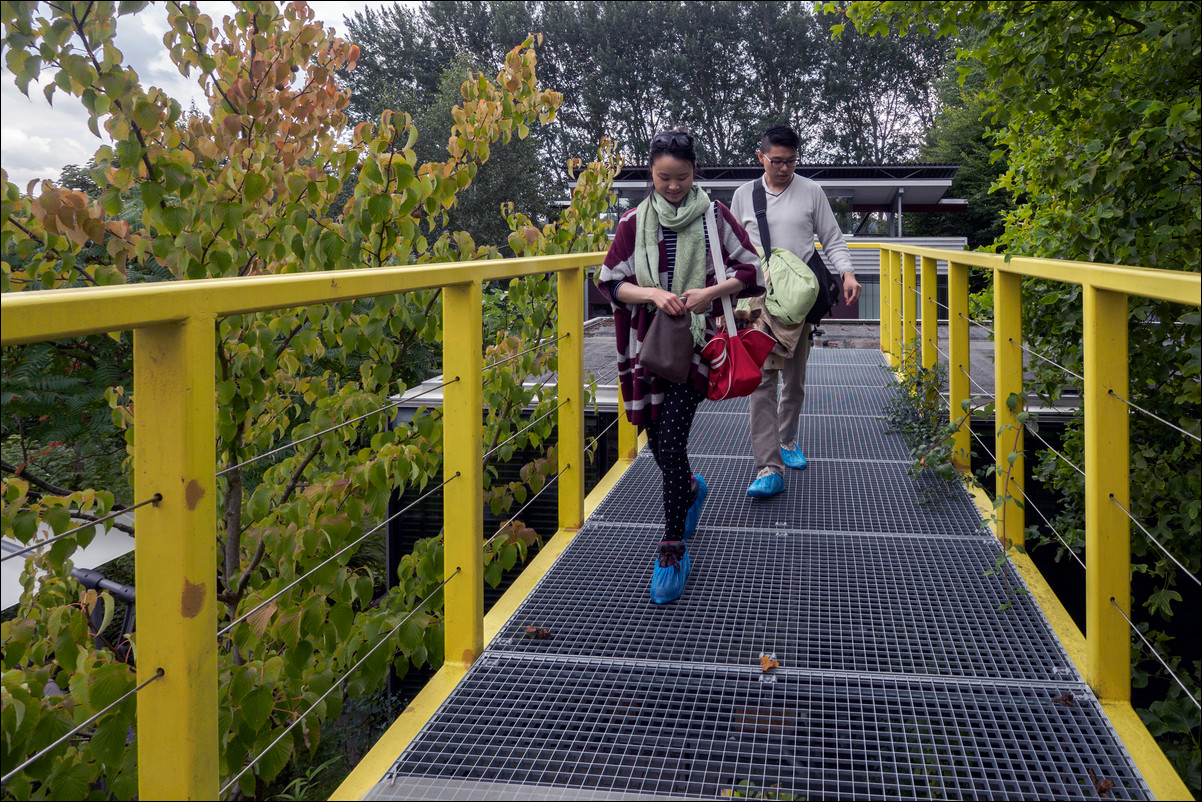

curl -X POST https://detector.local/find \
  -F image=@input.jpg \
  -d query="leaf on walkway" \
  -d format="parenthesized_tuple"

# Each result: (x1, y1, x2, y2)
(1051, 692, 1075, 707)
(524, 625, 552, 640)
(760, 654, 779, 672)
(1088, 768, 1114, 798)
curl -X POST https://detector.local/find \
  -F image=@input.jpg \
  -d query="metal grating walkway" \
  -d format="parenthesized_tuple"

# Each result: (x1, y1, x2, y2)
(365, 348, 1151, 801)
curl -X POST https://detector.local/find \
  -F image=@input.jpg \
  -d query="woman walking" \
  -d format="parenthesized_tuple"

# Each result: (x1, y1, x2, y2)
(595, 128, 764, 604)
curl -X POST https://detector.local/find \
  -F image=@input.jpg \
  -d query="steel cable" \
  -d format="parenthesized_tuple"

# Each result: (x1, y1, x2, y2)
(218, 472, 461, 639)
(1108, 389, 1201, 444)
(219, 379, 456, 477)
(483, 401, 567, 463)
(1109, 495, 1200, 587)
(1007, 337, 1085, 385)
(220, 571, 461, 797)
(1006, 474, 1086, 570)
(958, 312, 996, 337)
(484, 465, 565, 550)
(1109, 598, 1201, 711)
(0, 668, 164, 785)
(483, 333, 567, 372)
(481, 415, 620, 551)
(1, 494, 161, 564)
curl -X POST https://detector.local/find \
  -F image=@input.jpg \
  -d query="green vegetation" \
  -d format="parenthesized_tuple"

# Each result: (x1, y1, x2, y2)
(1, 1, 618, 798)
(842, 1, 1201, 793)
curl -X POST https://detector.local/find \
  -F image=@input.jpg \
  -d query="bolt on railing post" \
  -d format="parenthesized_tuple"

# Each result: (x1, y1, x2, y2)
(133, 316, 218, 800)
(1083, 285, 1131, 701)
(993, 268, 1025, 549)
(879, 246, 891, 360)
(920, 255, 938, 372)
(902, 252, 918, 350)
(948, 261, 971, 472)
(443, 282, 484, 669)
(557, 267, 584, 532)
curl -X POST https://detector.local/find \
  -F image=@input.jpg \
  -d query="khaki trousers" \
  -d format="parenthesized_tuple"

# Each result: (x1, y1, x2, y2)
(749, 323, 811, 475)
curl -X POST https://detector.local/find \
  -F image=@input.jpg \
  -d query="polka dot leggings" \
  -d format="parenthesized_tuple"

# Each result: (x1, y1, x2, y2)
(645, 382, 704, 540)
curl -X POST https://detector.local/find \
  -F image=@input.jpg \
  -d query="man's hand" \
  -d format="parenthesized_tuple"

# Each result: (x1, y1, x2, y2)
(842, 272, 862, 305)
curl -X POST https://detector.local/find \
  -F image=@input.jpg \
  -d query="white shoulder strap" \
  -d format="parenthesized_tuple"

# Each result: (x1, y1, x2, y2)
(705, 202, 737, 335)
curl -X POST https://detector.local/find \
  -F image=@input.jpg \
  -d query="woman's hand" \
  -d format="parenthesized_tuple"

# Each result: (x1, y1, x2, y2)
(650, 287, 689, 315)
(679, 286, 715, 314)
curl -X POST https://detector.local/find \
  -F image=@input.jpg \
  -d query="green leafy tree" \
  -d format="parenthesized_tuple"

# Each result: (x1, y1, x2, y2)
(1, 1, 618, 798)
(839, 1, 1201, 792)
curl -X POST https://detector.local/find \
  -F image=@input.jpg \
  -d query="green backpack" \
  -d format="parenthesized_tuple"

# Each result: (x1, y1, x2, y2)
(758, 244, 818, 326)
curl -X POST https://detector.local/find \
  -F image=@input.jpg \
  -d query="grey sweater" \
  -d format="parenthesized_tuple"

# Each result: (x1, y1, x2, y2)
(730, 175, 854, 277)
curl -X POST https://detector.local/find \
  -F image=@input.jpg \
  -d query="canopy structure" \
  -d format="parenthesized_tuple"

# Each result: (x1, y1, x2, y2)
(610, 163, 966, 237)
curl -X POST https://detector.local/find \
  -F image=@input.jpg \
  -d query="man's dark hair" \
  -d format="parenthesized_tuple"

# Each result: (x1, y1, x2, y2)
(760, 125, 800, 153)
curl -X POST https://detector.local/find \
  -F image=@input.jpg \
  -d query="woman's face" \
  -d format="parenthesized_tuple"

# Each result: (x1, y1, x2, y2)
(651, 154, 694, 206)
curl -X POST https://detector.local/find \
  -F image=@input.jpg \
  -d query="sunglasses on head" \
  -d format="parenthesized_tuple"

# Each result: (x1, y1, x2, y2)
(651, 131, 692, 149)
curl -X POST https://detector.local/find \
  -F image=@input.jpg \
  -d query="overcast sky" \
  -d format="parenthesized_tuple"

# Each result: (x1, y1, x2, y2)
(0, 1, 398, 191)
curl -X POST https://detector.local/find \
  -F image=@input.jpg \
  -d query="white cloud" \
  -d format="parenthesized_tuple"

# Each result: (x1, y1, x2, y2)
(0, 1, 397, 191)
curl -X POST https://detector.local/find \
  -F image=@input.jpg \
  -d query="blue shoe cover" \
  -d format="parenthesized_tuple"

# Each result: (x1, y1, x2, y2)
(650, 545, 690, 604)
(781, 444, 808, 470)
(746, 472, 785, 498)
(683, 474, 708, 540)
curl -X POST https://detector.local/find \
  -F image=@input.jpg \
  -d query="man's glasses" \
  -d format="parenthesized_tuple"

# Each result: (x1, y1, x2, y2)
(762, 155, 798, 168)
(651, 131, 693, 149)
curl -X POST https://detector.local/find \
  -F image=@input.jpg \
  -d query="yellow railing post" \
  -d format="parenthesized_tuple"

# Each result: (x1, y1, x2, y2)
(920, 255, 938, 372)
(442, 282, 484, 668)
(879, 247, 891, 359)
(557, 267, 584, 532)
(948, 261, 971, 472)
(890, 249, 904, 364)
(134, 316, 218, 800)
(902, 252, 918, 351)
(1083, 285, 1131, 701)
(993, 269, 1025, 549)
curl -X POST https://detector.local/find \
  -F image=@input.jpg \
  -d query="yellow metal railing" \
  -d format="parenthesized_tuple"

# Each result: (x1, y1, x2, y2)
(876, 243, 1199, 800)
(0, 252, 604, 800)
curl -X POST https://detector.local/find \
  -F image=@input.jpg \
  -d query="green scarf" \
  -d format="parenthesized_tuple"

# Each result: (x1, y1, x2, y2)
(634, 186, 712, 346)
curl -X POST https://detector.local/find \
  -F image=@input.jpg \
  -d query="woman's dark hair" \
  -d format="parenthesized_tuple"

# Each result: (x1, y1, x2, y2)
(645, 126, 699, 197)
(648, 126, 698, 172)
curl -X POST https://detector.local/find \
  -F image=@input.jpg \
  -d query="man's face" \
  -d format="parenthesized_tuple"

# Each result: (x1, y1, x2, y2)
(757, 144, 798, 181)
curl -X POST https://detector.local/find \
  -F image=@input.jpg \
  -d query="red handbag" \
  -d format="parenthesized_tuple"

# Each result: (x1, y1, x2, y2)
(700, 203, 776, 401)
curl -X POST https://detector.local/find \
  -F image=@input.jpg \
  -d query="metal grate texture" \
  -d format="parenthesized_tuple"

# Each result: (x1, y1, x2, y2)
(689, 413, 910, 461)
(589, 455, 984, 536)
(700, 386, 895, 418)
(490, 524, 1076, 680)
(806, 348, 888, 365)
(805, 363, 896, 388)
(369, 348, 1151, 801)
(370, 658, 1146, 802)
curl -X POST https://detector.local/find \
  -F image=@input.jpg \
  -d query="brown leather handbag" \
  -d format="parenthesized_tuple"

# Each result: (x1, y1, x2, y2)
(639, 308, 694, 384)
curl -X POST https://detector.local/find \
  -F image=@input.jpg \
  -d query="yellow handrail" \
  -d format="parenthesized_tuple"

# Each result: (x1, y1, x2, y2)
(876, 242, 1199, 801)
(0, 251, 604, 799)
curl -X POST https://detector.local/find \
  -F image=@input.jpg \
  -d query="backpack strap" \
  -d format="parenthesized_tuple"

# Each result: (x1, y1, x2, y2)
(751, 180, 772, 261)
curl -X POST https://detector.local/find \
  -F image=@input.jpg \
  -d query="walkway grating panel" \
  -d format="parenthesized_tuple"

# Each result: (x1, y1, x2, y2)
(806, 348, 888, 365)
(369, 658, 1147, 801)
(689, 413, 909, 461)
(365, 348, 1151, 801)
(805, 363, 895, 387)
(702, 385, 895, 416)
(589, 455, 984, 535)
(490, 525, 1076, 681)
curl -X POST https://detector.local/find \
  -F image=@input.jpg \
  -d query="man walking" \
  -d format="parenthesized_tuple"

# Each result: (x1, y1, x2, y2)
(730, 125, 861, 497)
